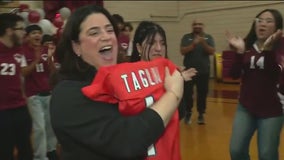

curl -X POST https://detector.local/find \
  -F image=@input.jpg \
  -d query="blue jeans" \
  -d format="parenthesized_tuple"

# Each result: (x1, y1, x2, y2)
(230, 104, 283, 160)
(27, 95, 57, 160)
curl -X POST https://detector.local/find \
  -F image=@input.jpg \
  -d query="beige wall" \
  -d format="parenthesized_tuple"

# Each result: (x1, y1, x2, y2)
(0, 1, 43, 13)
(104, 1, 284, 76)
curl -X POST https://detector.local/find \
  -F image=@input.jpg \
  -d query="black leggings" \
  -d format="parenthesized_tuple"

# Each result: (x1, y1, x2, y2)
(0, 106, 33, 160)
(183, 73, 209, 115)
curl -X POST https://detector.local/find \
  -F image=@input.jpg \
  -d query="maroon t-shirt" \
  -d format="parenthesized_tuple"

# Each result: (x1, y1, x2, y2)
(22, 45, 52, 97)
(0, 42, 27, 111)
(118, 33, 130, 52)
(230, 40, 284, 118)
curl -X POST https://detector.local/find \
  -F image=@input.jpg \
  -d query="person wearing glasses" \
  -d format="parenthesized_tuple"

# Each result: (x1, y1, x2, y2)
(0, 13, 33, 160)
(226, 9, 284, 160)
(180, 18, 215, 125)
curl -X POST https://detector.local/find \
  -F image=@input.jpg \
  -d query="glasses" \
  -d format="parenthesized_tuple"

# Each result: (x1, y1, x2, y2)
(255, 18, 274, 24)
(13, 27, 25, 31)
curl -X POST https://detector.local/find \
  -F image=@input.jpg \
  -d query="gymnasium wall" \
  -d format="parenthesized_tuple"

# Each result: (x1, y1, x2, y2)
(104, 1, 284, 76)
(1, 1, 284, 75)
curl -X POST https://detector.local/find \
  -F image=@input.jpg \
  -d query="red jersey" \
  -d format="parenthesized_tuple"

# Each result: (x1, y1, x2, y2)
(82, 57, 181, 160)
(0, 42, 27, 111)
(22, 45, 52, 97)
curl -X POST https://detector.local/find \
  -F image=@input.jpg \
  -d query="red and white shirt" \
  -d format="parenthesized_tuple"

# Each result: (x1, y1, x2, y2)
(82, 57, 181, 160)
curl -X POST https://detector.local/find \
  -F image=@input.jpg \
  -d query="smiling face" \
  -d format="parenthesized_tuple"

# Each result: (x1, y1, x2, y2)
(72, 13, 118, 69)
(138, 33, 166, 61)
(26, 30, 42, 47)
(255, 11, 277, 42)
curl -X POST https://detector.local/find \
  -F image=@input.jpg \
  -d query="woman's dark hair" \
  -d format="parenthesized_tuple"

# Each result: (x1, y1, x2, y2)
(130, 21, 168, 62)
(55, 5, 119, 81)
(112, 14, 124, 25)
(245, 9, 283, 50)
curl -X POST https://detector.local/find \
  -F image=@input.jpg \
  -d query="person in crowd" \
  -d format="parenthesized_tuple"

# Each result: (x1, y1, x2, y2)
(112, 13, 130, 63)
(0, 13, 33, 160)
(180, 18, 215, 124)
(21, 24, 58, 160)
(49, 5, 184, 160)
(226, 8, 284, 160)
(41, 34, 61, 89)
(41, 34, 60, 69)
(130, 21, 197, 78)
(123, 22, 134, 59)
(131, 21, 197, 119)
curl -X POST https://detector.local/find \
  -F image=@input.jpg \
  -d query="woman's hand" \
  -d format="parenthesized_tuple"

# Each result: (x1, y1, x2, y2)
(48, 43, 56, 58)
(150, 67, 184, 126)
(225, 30, 245, 54)
(164, 67, 184, 100)
(262, 29, 283, 51)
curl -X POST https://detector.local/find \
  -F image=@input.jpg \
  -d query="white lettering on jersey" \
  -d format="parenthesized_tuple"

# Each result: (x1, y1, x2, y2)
(151, 67, 162, 83)
(147, 144, 156, 156)
(36, 63, 44, 72)
(250, 56, 264, 69)
(41, 54, 48, 61)
(121, 74, 130, 92)
(121, 67, 162, 93)
(0, 63, 16, 75)
(14, 53, 27, 67)
(145, 95, 156, 156)
(138, 70, 149, 87)
(132, 72, 142, 91)
(145, 96, 154, 108)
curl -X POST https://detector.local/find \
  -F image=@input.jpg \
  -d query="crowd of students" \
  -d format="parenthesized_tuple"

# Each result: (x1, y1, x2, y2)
(0, 4, 283, 160)
(0, 13, 58, 160)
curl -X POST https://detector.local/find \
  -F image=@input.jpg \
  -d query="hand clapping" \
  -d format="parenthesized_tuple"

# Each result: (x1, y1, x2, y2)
(225, 30, 245, 54)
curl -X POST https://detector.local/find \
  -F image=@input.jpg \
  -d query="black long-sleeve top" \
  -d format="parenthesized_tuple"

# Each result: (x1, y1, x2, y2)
(50, 77, 165, 160)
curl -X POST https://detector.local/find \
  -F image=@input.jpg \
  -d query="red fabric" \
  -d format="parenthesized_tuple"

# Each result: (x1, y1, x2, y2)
(82, 57, 181, 160)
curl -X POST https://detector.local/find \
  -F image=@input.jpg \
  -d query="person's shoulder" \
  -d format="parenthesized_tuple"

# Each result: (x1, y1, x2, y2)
(183, 33, 193, 37)
(204, 33, 213, 38)
(53, 80, 88, 94)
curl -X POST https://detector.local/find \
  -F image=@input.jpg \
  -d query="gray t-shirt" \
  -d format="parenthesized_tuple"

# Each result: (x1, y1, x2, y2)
(180, 32, 215, 74)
